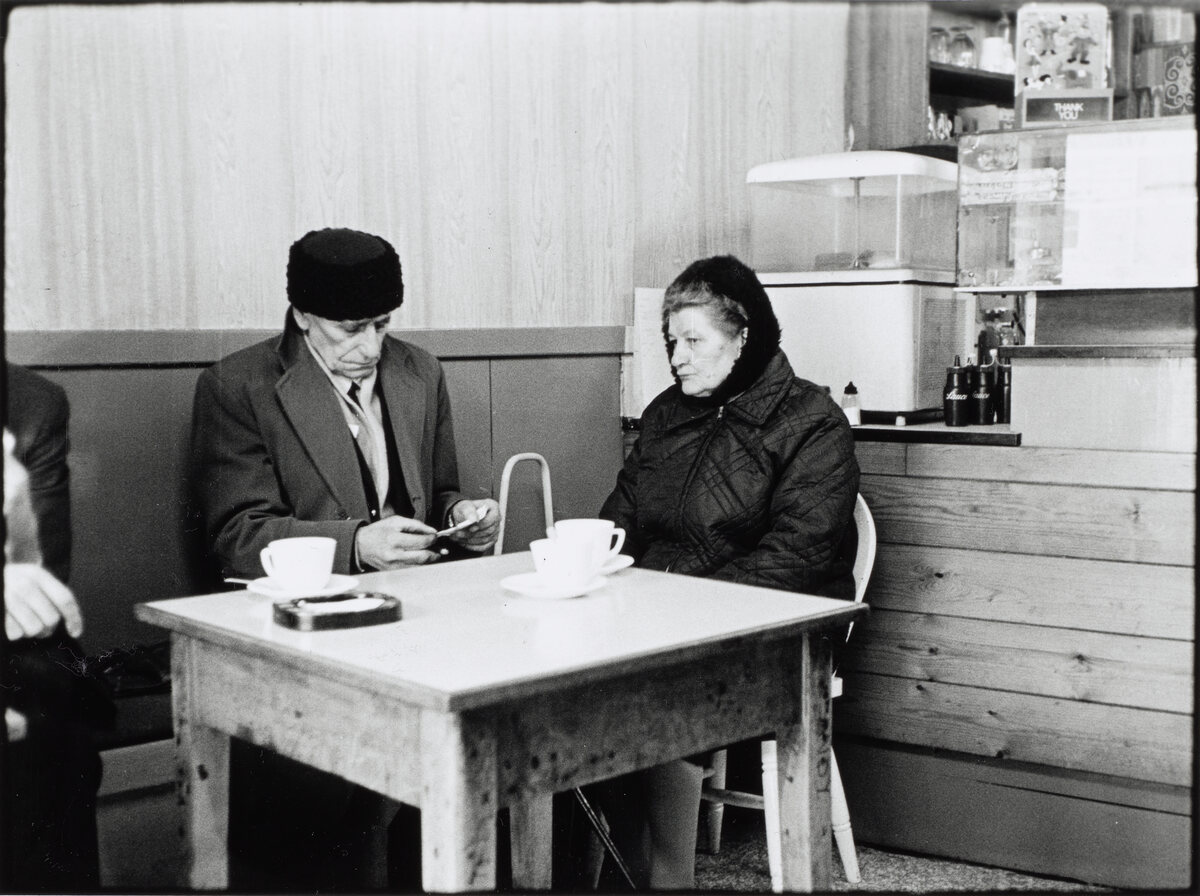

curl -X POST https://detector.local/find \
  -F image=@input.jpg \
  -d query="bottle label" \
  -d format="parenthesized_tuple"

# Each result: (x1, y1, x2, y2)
(945, 390, 967, 400)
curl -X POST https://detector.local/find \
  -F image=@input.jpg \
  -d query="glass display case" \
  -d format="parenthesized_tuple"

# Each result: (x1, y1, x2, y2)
(957, 117, 1197, 290)
(748, 151, 958, 274)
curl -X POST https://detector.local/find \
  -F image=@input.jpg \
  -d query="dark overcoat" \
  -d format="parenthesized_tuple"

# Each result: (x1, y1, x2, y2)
(191, 313, 466, 579)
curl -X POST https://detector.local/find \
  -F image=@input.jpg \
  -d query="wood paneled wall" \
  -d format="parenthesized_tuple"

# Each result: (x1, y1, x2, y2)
(838, 440, 1195, 887)
(845, 442, 1194, 786)
(5, 2, 848, 332)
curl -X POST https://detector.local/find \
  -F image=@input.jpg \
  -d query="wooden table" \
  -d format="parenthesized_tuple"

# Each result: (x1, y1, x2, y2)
(135, 552, 865, 892)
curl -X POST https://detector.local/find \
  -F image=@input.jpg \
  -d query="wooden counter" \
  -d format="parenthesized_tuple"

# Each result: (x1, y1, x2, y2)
(839, 440, 1194, 888)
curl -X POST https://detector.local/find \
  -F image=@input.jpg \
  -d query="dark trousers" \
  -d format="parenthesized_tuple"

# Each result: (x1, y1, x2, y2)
(2, 717, 103, 892)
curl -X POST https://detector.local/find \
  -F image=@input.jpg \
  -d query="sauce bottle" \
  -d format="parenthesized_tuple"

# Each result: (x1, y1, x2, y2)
(969, 354, 995, 425)
(994, 357, 1013, 424)
(943, 355, 969, 426)
(840, 382, 861, 426)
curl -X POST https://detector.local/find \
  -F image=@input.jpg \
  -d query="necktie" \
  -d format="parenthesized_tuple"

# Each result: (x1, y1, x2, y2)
(345, 382, 387, 511)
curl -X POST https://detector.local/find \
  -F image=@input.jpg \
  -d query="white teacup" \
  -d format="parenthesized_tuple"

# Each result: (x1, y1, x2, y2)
(549, 519, 625, 573)
(259, 536, 336, 593)
(530, 537, 599, 594)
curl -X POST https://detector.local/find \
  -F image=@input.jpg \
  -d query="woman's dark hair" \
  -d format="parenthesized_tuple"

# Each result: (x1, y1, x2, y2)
(660, 255, 782, 402)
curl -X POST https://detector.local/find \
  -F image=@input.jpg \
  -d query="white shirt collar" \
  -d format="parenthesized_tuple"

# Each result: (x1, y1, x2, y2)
(302, 333, 378, 404)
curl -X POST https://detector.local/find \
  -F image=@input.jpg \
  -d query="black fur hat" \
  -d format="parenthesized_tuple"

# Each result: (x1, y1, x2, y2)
(287, 228, 403, 320)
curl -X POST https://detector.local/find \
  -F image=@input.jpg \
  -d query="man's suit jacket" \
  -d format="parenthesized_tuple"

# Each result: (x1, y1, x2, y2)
(191, 313, 467, 579)
(5, 363, 71, 585)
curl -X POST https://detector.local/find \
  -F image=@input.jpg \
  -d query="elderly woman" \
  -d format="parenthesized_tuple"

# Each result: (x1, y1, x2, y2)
(595, 254, 860, 888)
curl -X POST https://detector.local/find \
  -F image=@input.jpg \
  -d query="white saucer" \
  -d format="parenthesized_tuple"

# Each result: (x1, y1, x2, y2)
(247, 574, 359, 600)
(500, 572, 606, 601)
(599, 554, 634, 576)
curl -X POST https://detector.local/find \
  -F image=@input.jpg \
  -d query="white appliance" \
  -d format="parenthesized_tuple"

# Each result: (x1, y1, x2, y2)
(760, 269, 973, 417)
(627, 276, 973, 419)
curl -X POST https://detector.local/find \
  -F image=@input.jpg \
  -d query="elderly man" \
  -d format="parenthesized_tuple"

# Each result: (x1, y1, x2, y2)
(190, 227, 500, 888)
(192, 227, 499, 580)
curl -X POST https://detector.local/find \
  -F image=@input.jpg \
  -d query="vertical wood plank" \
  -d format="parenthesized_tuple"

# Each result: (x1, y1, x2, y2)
(419, 710, 498, 892)
(509, 793, 555, 890)
(776, 634, 833, 892)
(171, 636, 231, 890)
(490, 356, 623, 551)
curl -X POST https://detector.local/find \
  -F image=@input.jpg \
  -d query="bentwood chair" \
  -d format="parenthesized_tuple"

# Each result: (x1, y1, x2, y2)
(494, 452, 638, 889)
(700, 493, 876, 889)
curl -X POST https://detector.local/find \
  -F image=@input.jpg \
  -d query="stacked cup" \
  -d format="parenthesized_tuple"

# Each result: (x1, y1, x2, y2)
(529, 519, 625, 596)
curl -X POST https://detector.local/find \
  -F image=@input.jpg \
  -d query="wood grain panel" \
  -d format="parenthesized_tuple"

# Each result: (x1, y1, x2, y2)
(837, 738, 1192, 890)
(845, 2, 929, 151)
(841, 608, 1193, 713)
(489, 356, 624, 553)
(6, 3, 845, 332)
(902, 444, 1197, 491)
(189, 639, 424, 806)
(860, 474, 1194, 566)
(440, 360, 492, 505)
(852, 441, 906, 476)
(865, 544, 1195, 640)
(836, 673, 1193, 787)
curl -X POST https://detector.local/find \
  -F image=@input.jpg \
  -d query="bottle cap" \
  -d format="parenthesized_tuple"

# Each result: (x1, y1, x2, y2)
(843, 382, 858, 395)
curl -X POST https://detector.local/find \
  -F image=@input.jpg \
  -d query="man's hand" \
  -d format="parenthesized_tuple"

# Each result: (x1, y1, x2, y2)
(355, 516, 441, 570)
(5, 563, 83, 641)
(444, 498, 501, 552)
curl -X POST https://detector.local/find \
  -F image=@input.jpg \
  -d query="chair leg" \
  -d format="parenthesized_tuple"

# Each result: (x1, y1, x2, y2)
(830, 750, 861, 884)
(704, 749, 728, 854)
(760, 740, 781, 894)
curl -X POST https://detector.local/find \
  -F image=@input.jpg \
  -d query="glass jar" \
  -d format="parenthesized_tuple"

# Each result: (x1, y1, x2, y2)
(949, 26, 976, 68)
(929, 27, 951, 64)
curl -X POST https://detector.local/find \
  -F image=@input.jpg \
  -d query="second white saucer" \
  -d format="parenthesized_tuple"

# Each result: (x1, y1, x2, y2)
(501, 572, 606, 601)
(599, 554, 634, 576)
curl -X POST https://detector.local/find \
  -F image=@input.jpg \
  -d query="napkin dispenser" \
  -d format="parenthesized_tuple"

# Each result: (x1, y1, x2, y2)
(273, 592, 402, 631)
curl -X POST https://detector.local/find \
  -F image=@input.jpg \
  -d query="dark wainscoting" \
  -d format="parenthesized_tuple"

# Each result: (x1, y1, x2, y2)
(8, 328, 626, 655)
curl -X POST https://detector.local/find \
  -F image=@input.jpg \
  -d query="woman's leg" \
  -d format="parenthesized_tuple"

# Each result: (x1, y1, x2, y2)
(644, 758, 704, 889)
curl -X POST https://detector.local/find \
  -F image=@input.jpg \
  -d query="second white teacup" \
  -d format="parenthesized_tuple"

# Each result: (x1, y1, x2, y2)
(549, 519, 625, 572)
(259, 536, 336, 593)
(530, 537, 600, 594)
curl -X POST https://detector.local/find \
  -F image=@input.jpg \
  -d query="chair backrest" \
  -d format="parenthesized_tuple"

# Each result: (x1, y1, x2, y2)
(494, 452, 555, 555)
(851, 493, 877, 606)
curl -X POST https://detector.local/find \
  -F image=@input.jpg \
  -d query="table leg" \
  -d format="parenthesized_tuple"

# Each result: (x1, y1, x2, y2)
(776, 634, 833, 892)
(176, 719, 230, 887)
(510, 793, 554, 889)
(419, 710, 498, 892)
(173, 636, 231, 890)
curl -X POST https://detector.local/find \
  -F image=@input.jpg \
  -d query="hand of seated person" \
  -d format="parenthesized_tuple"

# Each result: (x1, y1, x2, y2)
(5, 706, 28, 742)
(355, 516, 440, 570)
(4, 562, 83, 641)
(445, 498, 501, 553)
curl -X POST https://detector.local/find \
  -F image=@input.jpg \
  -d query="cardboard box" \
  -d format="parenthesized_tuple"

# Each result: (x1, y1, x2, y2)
(955, 104, 1016, 134)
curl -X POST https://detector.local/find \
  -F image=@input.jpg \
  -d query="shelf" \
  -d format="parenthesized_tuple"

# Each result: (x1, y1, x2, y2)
(1000, 344, 1195, 360)
(929, 62, 1014, 105)
(955, 282, 1199, 293)
(854, 422, 1021, 446)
